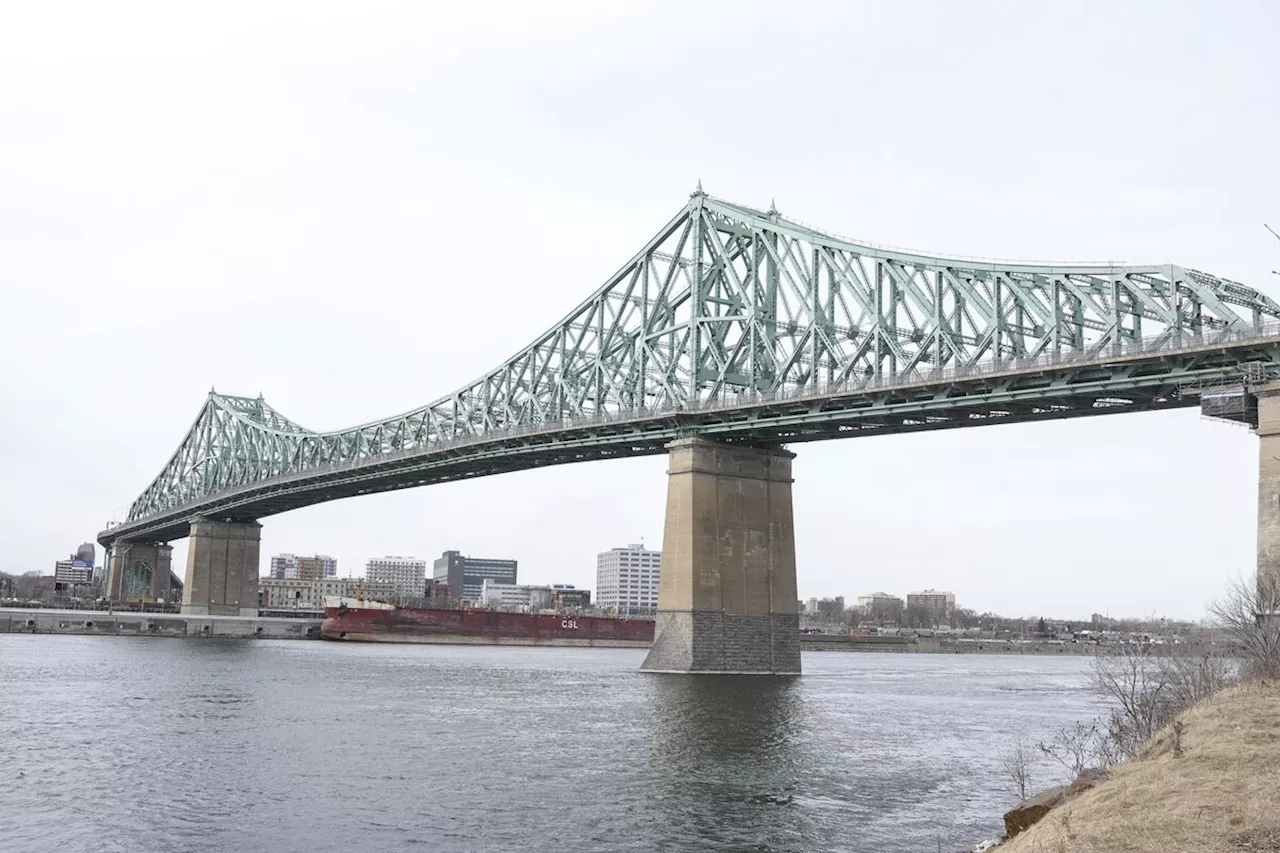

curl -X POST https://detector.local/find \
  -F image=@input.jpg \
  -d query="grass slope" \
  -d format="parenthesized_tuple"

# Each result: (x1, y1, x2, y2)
(1000, 682, 1280, 853)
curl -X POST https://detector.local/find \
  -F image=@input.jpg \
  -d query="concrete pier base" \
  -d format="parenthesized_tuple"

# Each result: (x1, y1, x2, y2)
(182, 519, 262, 617)
(641, 437, 800, 675)
(106, 541, 173, 601)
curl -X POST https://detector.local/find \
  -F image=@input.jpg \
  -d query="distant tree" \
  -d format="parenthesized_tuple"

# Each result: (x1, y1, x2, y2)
(901, 604, 931, 629)
(15, 571, 44, 600)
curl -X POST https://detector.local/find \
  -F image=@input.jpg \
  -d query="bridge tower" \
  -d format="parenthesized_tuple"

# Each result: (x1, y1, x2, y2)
(641, 438, 801, 675)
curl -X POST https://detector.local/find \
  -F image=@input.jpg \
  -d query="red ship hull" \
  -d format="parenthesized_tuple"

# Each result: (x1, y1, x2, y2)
(321, 605, 655, 648)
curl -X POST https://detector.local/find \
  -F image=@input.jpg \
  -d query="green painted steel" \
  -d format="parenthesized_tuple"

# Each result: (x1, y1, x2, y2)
(101, 189, 1280, 546)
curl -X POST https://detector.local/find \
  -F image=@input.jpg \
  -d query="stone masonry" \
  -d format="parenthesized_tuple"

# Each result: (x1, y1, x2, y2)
(106, 540, 173, 601)
(641, 437, 800, 675)
(1257, 383, 1280, 594)
(182, 518, 262, 617)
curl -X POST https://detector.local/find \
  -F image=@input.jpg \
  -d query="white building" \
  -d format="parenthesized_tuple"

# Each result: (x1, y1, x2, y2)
(365, 556, 427, 601)
(479, 580, 531, 609)
(54, 559, 93, 586)
(596, 544, 661, 614)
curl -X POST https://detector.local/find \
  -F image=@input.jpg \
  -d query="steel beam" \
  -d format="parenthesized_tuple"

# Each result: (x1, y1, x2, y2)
(100, 193, 1280, 548)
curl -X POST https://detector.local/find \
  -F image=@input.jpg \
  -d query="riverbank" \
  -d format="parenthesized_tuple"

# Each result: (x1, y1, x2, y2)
(802, 633, 1089, 654)
(0, 607, 322, 639)
(1000, 681, 1280, 852)
(4, 609, 1095, 654)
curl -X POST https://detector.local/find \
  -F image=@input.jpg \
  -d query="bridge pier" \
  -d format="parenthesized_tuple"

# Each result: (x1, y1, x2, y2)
(641, 437, 801, 675)
(1258, 384, 1280, 593)
(181, 518, 262, 616)
(106, 541, 173, 601)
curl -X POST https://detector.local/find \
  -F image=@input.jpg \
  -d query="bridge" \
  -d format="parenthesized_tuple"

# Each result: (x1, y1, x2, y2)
(100, 186, 1280, 674)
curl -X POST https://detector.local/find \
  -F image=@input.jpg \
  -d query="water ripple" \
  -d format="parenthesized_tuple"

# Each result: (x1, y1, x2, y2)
(0, 636, 1099, 852)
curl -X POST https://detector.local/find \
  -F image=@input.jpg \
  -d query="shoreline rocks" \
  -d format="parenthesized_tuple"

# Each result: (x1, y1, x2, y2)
(1003, 768, 1108, 839)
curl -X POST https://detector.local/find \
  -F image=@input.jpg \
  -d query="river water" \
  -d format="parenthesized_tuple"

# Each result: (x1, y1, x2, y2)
(0, 637, 1104, 852)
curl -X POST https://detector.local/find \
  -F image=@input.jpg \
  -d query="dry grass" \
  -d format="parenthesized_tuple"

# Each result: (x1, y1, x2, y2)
(999, 681, 1280, 853)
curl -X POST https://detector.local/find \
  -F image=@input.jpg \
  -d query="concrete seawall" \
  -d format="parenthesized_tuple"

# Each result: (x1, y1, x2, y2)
(0, 608, 322, 640)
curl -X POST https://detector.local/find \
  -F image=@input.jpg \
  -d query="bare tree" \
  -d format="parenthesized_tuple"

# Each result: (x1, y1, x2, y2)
(1092, 642, 1175, 759)
(1037, 720, 1105, 777)
(998, 736, 1034, 802)
(1209, 572, 1280, 681)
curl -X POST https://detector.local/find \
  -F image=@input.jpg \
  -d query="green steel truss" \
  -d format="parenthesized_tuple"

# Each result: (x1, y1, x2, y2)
(106, 189, 1280, 544)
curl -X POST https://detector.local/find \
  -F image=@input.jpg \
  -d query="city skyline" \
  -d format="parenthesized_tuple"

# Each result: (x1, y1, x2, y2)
(7, 527, 1257, 622)
(3, 3, 1277, 622)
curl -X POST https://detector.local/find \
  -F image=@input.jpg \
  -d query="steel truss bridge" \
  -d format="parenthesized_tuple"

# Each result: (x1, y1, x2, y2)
(100, 188, 1280, 547)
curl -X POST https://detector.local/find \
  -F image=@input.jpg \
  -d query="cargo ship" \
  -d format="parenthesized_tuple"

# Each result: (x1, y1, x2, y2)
(320, 599, 654, 648)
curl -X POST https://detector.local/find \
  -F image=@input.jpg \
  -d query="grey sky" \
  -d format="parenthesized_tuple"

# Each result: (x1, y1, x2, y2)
(2, 0, 1277, 620)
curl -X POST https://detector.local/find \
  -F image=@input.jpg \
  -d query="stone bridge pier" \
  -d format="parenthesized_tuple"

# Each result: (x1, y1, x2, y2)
(641, 437, 801, 675)
(181, 518, 262, 616)
(1256, 384, 1280, 595)
(106, 541, 173, 601)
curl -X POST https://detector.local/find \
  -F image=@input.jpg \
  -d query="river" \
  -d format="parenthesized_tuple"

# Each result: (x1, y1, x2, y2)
(0, 636, 1105, 852)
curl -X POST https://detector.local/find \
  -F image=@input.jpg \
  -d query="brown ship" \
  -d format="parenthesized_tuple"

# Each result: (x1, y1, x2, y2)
(321, 601, 655, 648)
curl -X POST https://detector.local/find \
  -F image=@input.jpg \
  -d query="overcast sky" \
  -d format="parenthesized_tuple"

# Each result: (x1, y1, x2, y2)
(2, 0, 1278, 620)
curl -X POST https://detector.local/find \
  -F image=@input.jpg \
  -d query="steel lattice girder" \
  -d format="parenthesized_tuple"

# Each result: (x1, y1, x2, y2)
(102, 191, 1280, 546)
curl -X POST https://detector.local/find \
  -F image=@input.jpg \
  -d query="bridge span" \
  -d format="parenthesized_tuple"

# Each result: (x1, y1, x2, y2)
(100, 188, 1280, 674)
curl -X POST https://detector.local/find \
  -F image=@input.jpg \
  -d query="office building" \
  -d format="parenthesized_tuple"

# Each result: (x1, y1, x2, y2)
(52, 542, 96, 590)
(298, 555, 337, 580)
(433, 551, 518, 602)
(479, 581, 532, 610)
(269, 553, 337, 579)
(53, 559, 93, 587)
(366, 556, 428, 601)
(907, 590, 956, 627)
(596, 544, 661, 614)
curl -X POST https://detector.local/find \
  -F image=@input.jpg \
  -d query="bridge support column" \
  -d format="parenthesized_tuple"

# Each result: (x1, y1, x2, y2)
(182, 519, 262, 617)
(641, 437, 800, 675)
(106, 541, 173, 602)
(1258, 384, 1280, 595)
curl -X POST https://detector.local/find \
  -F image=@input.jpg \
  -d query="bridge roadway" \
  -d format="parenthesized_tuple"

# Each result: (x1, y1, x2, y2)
(100, 325, 1280, 547)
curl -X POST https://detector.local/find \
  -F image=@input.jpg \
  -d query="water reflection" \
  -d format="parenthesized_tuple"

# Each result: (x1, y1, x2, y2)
(646, 675, 811, 852)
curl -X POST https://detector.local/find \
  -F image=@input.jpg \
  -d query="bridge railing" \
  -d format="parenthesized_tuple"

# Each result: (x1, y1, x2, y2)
(124, 321, 1280, 528)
